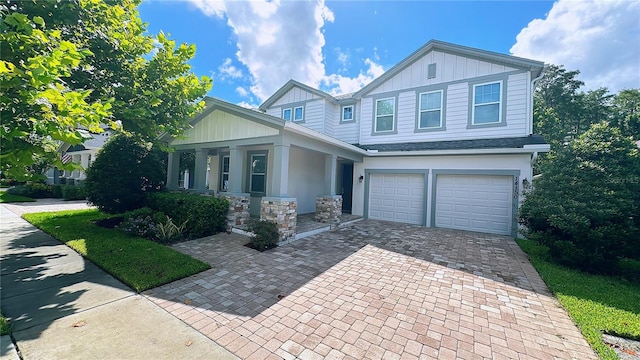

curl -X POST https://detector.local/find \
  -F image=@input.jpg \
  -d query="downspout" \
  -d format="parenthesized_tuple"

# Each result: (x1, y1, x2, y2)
(529, 68, 545, 135)
(530, 151, 539, 166)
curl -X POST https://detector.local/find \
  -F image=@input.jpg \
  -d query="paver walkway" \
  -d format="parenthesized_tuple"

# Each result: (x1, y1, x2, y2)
(0, 200, 237, 360)
(147, 221, 597, 359)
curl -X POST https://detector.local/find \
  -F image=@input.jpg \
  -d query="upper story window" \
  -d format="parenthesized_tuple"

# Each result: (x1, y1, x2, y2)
(472, 81, 502, 125)
(249, 153, 267, 195)
(282, 106, 304, 122)
(418, 91, 443, 129)
(293, 106, 304, 122)
(282, 108, 292, 121)
(375, 98, 395, 133)
(220, 155, 229, 192)
(341, 105, 354, 122)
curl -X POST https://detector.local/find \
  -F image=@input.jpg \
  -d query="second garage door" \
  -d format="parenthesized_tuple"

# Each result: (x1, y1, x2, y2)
(435, 174, 513, 235)
(369, 173, 424, 225)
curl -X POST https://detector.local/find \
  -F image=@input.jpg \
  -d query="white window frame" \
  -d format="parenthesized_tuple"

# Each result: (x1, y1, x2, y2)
(282, 108, 292, 121)
(374, 97, 395, 133)
(293, 106, 304, 122)
(341, 105, 354, 122)
(418, 90, 443, 129)
(472, 81, 502, 125)
(219, 155, 229, 192)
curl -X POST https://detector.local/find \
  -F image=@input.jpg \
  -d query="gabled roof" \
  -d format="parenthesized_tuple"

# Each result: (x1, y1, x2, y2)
(259, 79, 338, 110)
(159, 96, 285, 142)
(353, 39, 545, 98)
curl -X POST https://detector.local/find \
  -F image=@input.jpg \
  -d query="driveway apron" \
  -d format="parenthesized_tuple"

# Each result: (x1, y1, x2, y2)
(147, 220, 597, 359)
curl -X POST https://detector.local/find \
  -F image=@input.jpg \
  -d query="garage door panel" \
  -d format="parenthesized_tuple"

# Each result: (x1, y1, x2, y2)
(369, 173, 424, 225)
(436, 174, 513, 235)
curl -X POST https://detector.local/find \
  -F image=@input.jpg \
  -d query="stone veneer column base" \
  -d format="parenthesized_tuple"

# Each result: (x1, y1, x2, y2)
(219, 193, 250, 232)
(315, 195, 342, 226)
(260, 197, 297, 243)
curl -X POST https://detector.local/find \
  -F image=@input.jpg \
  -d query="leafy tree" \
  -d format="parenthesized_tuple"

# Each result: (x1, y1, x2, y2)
(520, 122, 640, 273)
(0, 7, 112, 181)
(85, 134, 166, 214)
(1, 0, 211, 180)
(611, 89, 640, 140)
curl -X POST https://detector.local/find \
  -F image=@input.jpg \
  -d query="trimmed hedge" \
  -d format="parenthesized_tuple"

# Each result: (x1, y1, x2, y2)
(6, 183, 86, 200)
(61, 185, 86, 200)
(146, 192, 229, 239)
(7, 183, 52, 198)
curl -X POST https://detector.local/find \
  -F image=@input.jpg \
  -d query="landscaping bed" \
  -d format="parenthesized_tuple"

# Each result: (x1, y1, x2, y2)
(23, 209, 210, 292)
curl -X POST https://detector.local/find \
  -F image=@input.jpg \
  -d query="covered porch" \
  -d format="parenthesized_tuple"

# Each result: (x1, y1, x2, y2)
(163, 98, 365, 242)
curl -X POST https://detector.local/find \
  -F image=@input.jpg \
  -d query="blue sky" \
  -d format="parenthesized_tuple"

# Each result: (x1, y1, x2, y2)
(138, 0, 640, 107)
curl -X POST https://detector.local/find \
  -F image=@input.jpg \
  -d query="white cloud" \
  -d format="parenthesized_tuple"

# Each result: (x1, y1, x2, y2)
(235, 86, 249, 97)
(511, 0, 640, 92)
(322, 58, 385, 95)
(187, 0, 381, 102)
(217, 58, 243, 81)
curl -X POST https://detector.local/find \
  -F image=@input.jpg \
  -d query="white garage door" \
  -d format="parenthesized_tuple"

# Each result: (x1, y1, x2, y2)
(369, 173, 424, 225)
(435, 174, 513, 235)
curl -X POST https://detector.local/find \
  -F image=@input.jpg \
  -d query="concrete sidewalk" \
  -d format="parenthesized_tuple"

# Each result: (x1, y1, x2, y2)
(0, 202, 237, 360)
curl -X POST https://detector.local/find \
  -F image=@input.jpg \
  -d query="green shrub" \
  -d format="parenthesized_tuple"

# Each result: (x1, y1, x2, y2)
(146, 192, 228, 239)
(247, 219, 279, 251)
(84, 134, 166, 214)
(117, 208, 165, 240)
(155, 216, 189, 243)
(62, 185, 86, 200)
(520, 123, 640, 274)
(6, 183, 52, 198)
(51, 184, 64, 198)
(0, 178, 17, 188)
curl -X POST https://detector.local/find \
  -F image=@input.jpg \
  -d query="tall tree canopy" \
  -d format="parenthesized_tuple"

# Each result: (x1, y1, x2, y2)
(532, 65, 638, 173)
(1, 0, 211, 181)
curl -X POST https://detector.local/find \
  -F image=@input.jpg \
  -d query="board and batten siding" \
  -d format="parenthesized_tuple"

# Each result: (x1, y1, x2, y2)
(272, 87, 322, 107)
(367, 50, 517, 96)
(358, 73, 530, 145)
(171, 110, 279, 146)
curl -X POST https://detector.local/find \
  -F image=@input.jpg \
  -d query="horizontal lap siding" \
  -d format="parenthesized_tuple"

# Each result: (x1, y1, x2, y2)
(505, 73, 528, 133)
(359, 73, 529, 145)
(302, 100, 325, 133)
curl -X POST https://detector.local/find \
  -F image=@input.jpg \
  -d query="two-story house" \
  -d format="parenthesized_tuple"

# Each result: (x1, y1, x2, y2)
(163, 40, 549, 240)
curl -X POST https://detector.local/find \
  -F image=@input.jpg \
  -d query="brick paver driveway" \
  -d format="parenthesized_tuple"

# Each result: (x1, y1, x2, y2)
(146, 220, 596, 359)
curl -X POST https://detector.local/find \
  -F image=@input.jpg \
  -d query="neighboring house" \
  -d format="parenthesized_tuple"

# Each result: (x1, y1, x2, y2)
(163, 40, 549, 240)
(46, 128, 114, 185)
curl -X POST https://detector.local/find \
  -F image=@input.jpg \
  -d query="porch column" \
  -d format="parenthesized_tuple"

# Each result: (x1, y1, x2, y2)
(166, 152, 180, 190)
(270, 144, 290, 197)
(193, 148, 209, 191)
(316, 154, 342, 225)
(79, 154, 90, 180)
(228, 146, 243, 193)
(324, 154, 337, 195)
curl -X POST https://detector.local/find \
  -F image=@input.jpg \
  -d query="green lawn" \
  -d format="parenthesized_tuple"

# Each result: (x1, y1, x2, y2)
(517, 239, 640, 360)
(0, 312, 10, 336)
(23, 209, 210, 292)
(0, 191, 35, 203)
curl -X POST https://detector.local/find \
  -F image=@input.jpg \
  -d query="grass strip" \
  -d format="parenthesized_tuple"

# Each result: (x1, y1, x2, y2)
(23, 209, 210, 292)
(0, 312, 11, 335)
(0, 192, 35, 203)
(517, 239, 640, 360)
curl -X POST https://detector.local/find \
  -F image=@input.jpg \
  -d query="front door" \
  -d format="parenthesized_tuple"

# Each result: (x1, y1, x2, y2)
(341, 163, 353, 214)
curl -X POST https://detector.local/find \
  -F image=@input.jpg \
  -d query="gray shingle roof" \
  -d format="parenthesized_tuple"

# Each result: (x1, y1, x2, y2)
(355, 135, 547, 152)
